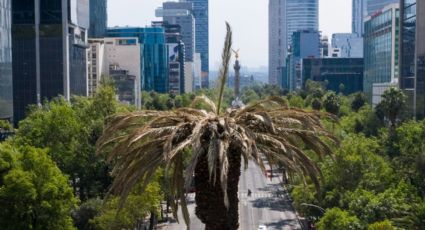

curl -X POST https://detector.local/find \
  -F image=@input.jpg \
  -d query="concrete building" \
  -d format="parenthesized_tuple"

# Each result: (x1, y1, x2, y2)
(186, 0, 209, 88)
(107, 27, 169, 93)
(320, 35, 330, 58)
(87, 39, 107, 96)
(0, 0, 12, 120)
(269, 0, 319, 85)
(285, 30, 320, 91)
(184, 62, 194, 93)
(331, 33, 364, 58)
(87, 37, 141, 108)
(89, 0, 107, 38)
(363, 4, 399, 102)
(12, 0, 89, 123)
(399, 0, 425, 118)
(329, 48, 342, 58)
(156, 2, 195, 62)
(302, 58, 364, 95)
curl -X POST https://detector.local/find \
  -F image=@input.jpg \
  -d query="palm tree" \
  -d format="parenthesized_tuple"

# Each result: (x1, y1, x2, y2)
(378, 87, 407, 130)
(96, 23, 337, 230)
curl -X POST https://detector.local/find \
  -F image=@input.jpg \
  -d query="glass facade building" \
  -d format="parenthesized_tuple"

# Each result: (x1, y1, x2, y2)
(158, 2, 195, 62)
(400, 0, 425, 118)
(89, 0, 107, 38)
(107, 27, 169, 93)
(269, 0, 319, 85)
(285, 30, 320, 91)
(0, 0, 12, 120)
(363, 4, 399, 102)
(187, 0, 209, 88)
(352, 0, 366, 35)
(12, 0, 89, 123)
(331, 33, 364, 58)
(352, 0, 399, 35)
(302, 58, 364, 95)
(367, 0, 399, 16)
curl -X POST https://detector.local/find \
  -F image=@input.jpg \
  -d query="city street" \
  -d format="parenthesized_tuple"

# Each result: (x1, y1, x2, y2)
(166, 161, 301, 230)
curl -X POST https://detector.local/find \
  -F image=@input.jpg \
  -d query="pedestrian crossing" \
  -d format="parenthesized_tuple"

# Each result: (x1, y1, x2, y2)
(185, 192, 286, 199)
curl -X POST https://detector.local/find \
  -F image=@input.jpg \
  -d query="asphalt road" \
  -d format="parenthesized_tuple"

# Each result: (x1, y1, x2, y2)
(166, 161, 301, 230)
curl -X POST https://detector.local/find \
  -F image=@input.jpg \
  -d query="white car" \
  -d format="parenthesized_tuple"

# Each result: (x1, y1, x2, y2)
(258, 225, 268, 230)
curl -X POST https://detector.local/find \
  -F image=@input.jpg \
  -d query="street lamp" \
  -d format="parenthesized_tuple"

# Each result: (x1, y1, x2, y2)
(300, 203, 325, 214)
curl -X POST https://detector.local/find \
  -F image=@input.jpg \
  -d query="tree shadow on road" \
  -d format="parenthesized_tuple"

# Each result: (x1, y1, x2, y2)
(266, 219, 302, 230)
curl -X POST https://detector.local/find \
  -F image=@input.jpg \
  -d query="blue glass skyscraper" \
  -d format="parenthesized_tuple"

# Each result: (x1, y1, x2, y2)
(107, 27, 169, 93)
(12, 0, 89, 123)
(0, 0, 12, 120)
(89, 0, 107, 38)
(187, 0, 209, 88)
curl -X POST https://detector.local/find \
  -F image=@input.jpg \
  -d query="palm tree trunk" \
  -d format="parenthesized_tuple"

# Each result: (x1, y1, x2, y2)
(194, 147, 241, 230)
(195, 152, 228, 229)
(226, 147, 241, 229)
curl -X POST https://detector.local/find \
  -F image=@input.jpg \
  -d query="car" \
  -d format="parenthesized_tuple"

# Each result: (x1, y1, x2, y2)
(258, 224, 268, 230)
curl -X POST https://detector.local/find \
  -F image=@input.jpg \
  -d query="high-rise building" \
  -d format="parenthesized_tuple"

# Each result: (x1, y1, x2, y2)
(0, 0, 12, 120)
(352, 0, 367, 35)
(302, 58, 364, 95)
(399, 0, 425, 118)
(269, 0, 319, 85)
(107, 27, 169, 93)
(363, 4, 399, 104)
(367, 0, 399, 15)
(157, 2, 195, 62)
(285, 30, 320, 90)
(89, 0, 107, 38)
(152, 21, 186, 94)
(352, 0, 399, 35)
(12, 0, 89, 123)
(186, 0, 209, 88)
(331, 33, 364, 58)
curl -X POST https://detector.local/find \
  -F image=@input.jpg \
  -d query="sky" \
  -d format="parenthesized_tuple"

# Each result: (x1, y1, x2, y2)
(108, 0, 352, 69)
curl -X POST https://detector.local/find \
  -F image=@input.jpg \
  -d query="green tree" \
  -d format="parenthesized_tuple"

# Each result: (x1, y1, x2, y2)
(15, 83, 127, 200)
(351, 92, 367, 112)
(323, 92, 341, 115)
(339, 83, 346, 95)
(97, 23, 337, 230)
(305, 80, 326, 98)
(377, 87, 407, 129)
(368, 220, 395, 230)
(240, 88, 260, 104)
(0, 120, 13, 132)
(92, 181, 163, 230)
(321, 135, 394, 207)
(71, 198, 103, 230)
(316, 208, 362, 230)
(0, 143, 76, 230)
(311, 98, 322, 111)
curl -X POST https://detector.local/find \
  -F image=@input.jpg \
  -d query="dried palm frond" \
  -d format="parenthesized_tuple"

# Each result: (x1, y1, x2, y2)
(96, 22, 338, 230)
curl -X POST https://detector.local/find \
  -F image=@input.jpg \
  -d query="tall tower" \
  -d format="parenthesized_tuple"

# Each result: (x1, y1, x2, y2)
(352, 0, 399, 35)
(12, 0, 89, 123)
(0, 0, 12, 120)
(399, 0, 425, 118)
(89, 0, 107, 38)
(352, 0, 366, 35)
(269, 0, 319, 87)
(186, 0, 209, 88)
